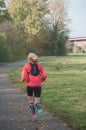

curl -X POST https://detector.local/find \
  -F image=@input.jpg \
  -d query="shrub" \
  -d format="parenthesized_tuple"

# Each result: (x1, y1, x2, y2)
(0, 33, 12, 62)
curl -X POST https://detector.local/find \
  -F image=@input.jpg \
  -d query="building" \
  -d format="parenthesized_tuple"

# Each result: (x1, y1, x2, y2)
(68, 36, 86, 53)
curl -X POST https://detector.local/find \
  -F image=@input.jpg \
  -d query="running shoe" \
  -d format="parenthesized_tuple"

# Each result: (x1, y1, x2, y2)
(32, 114, 38, 121)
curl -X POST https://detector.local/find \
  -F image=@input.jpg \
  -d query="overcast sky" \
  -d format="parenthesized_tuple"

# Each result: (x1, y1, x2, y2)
(68, 0, 86, 38)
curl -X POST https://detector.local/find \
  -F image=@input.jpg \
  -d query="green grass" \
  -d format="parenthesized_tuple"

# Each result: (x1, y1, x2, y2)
(9, 55, 86, 130)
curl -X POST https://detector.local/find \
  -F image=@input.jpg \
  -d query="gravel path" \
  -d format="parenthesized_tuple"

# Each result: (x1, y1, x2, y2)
(0, 61, 73, 130)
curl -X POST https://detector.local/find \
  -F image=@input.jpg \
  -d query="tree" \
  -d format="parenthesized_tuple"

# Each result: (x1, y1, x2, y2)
(46, 0, 69, 55)
(8, 0, 48, 32)
(8, 0, 48, 54)
(0, 33, 12, 62)
(47, 0, 69, 30)
(0, 21, 25, 59)
(49, 22, 68, 55)
(0, 0, 10, 22)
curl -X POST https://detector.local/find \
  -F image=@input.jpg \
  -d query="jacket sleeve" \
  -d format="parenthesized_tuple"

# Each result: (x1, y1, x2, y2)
(39, 64, 47, 82)
(20, 66, 27, 82)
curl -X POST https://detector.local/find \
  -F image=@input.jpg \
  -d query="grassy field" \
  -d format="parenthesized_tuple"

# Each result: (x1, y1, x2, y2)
(9, 55, 86, 130)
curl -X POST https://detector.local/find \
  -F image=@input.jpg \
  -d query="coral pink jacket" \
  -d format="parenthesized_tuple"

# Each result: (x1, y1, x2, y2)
(21, 63, 47, 87)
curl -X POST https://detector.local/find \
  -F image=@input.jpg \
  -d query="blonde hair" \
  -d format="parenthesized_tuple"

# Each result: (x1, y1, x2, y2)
(27, 52, 38, 64)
